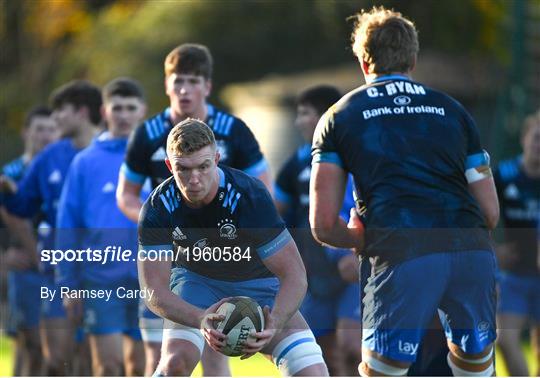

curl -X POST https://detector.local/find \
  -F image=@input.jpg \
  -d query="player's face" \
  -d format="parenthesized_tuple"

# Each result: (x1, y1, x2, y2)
(25, 115, 59, 154)
(522, 123, 540, 160)
(165, 73, 211, 120)
(52, 103, 86, 137)
(166, 145, 220, 208)
(295, 104, 320, 142)
(103, 96, 146, 137)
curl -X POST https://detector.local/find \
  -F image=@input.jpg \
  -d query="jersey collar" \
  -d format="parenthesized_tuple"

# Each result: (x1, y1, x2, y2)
(371, 74, 411, 83)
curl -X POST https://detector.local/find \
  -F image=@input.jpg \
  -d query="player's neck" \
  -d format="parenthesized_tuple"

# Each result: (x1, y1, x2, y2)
(171, 104, 208, 125)
(522, 154, 540, 178)
(366, 71, 411, 84)
(71, 123, 99, 149)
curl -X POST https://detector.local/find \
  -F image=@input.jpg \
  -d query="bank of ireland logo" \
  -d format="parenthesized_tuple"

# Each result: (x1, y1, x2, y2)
(393, 95, 411, 106)
(194, 238, 208, 248)
(218, 218, 237, 240)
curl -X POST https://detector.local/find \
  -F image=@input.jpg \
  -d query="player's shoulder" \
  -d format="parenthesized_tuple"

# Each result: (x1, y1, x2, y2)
(207, 104, 246, 138)
(496, 155, 521, 183)
(145, 176, 180, 213)
(2, 156, 26, 180)
(135, 107, 172, 142)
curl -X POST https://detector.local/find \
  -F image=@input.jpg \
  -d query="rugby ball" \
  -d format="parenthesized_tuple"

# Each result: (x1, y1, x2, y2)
(215, 296, 265, 356)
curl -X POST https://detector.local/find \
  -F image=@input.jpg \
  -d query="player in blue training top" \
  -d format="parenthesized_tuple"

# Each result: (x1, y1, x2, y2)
(274, 85, 362, 375)
(1, 80, 102, 376)
(138, 119, 328, 376)
(55, 78, 147, 376)
(1, 106, 58, 376)
(494, 110, 540, 377)
(116, 43, 272, 376)
(310, 7, 500, 377)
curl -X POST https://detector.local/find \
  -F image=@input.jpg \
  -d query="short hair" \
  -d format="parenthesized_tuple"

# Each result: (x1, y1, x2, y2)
(351, 6, 419, 75)
(102, 77, 145, 103)
(166, 118, 216, 156)
(521, 109, 540, 139)
(164, 43, 213, 79)
(50, 80, 102, 125)
(297, 85, 341, 116)
(24, 106, 52, 129)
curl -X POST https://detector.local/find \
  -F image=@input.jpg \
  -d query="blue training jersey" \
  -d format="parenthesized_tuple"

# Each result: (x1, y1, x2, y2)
(494, 155, 540, 275)
(121, 105, 268, 189)
(2, 156, 27, 182)
(56, 132, 139, 288)
(139, 166, 291, 282)
(312, 75, 492, 269)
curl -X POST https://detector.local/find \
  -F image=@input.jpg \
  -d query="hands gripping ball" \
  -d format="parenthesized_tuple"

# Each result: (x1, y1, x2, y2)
(215, 296, 265, 356)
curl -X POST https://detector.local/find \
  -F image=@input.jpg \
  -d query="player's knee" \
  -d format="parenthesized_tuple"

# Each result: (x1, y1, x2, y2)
(272, 330, 326, 376)
(94, 357, 122, 376)
(159, 352, 194, 376)
(447, 345, 494, 376)
(359, 353, 410, 376)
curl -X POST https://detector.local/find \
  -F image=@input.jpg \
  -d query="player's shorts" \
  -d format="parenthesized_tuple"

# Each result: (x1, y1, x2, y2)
(138, 298, 163, 343)
(362, 250, 497, 363)
(169, 267, 279, 311)
(300, 283, 361, 338)
(497, 270, 540, 321)
(40, 274, 66, 319)
(82, 280, 141, 339)
(6, 270, 43, 334)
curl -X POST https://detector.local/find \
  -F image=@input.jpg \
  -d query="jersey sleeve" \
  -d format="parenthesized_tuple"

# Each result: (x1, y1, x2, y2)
(230, 120, 268, 177)
(274, 155, 297, 206)
(311, 109, 343, 167)
(138, 195, 173, 250)
(3, 154, 43, 218)
(461, 109, 491, 182)
(241, 181, 292, 260)
(121, 124, 151, 185)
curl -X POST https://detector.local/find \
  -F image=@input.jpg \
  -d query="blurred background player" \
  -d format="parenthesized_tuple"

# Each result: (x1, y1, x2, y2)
(116, 43, 272, 376)
(494, 109, 540, 377)
(0, 80, 102, 375)
(274, 85, 362, 375)
(1, 106, 59, 375)
(138, 119, 327, 376)
(310, 7, 499, 377)
(55, 78, 147, 376)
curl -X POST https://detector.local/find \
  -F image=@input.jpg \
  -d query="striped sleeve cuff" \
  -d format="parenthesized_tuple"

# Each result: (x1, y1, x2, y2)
(256, 229, 293, 260)
(120, 163, 146, 185)
(312, 152, 343, 167)
(243, 159, 269, 177)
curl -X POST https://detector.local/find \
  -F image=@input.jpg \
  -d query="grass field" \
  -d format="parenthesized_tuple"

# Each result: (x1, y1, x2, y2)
(0, 333, 536, 376)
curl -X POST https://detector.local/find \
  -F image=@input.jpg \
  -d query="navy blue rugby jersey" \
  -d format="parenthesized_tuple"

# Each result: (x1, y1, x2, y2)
(312, 74, 492, 268)
(138, 166, 292, 281)
(275, 144, 345, 298)
(494, 156, 540, 275)
(122, 105, 267, 189)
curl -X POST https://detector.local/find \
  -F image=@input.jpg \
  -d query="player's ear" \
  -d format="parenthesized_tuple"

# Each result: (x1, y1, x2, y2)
(164, 158, 173, 173)
(214, 149, 220, 165)
(361, 59, 370, 76)
(100, 105, 107, 122)
(204, 79, 212, 97)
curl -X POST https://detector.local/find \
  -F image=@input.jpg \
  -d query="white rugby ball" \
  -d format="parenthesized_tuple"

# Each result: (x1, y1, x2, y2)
(215, 296, 265, 356)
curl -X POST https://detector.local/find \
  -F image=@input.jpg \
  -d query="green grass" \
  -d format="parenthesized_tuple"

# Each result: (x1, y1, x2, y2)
(0, 333, 536, 376)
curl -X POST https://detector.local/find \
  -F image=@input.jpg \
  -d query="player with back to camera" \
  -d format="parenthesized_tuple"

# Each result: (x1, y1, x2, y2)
(0, 80, 102, 376)
(117, 43, 272, 376)
(1, 106, 59, 376)
(274, 85, 363, 375)
(55, 78, 147, 376)
(138, 118, 328, 376)
(310, 7, 499, 377)
(494, 110, 540, 377)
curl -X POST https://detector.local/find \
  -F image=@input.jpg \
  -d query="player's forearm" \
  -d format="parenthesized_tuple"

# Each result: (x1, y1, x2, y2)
(117, 193, 142, 223)
(312, 216, 363, 249)
(271, 271, 307, 331)
(0, 207, 38, 263)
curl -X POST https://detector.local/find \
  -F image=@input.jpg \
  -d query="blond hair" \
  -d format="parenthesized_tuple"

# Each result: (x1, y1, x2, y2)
(351, 6, 419, 75)
(166, 118, 215, 156)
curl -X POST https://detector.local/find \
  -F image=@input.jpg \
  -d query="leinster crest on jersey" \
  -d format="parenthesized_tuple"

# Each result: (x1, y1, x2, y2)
(218, 218, 238, 240)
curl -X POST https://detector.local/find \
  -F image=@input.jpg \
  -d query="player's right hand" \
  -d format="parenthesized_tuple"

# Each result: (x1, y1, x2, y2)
(0, 175, 17, 194)
(63, 297, 83, 326)
(348, 208, 365, 255)
(200, 297, 230, 353)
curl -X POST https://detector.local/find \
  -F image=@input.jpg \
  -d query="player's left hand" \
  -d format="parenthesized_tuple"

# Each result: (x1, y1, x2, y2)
(240, 305, 276, 360)
(200, 297, 231, 353)
(348, 208, 365, 256)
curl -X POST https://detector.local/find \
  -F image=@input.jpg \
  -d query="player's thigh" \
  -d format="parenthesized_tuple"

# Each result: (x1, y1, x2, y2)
(440, 250, 497, 355)
(362, 254, 447, 364)
(122, 334, 145, 375)
(40, 317, 74, 359)
(89, 333, 123, 368)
